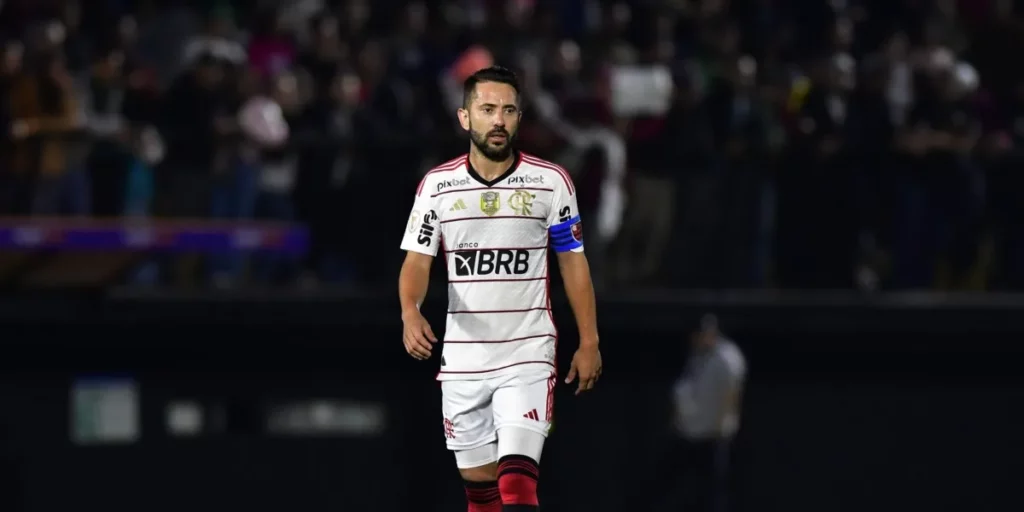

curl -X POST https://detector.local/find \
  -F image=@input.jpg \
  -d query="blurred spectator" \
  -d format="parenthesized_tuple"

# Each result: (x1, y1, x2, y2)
(292, 68, 371, 284)
(6, 49, 86, 216)
(181, 5, 245, 71)
(156, 52, 228, 219)
(248, 8, 296, 79)
(82, 46, 130, 216)
(249, 71, 302, 284)
(667, 314, 746, 512)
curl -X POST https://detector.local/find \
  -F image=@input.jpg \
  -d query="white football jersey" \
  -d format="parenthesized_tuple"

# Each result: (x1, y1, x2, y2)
(400, 152, 584, 381)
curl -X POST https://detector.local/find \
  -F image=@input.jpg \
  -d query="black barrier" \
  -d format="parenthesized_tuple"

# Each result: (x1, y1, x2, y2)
(0, 290, 1022, 512)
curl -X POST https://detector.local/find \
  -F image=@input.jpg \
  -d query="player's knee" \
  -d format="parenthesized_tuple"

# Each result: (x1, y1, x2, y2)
(497, 454, 539, 506)
(459, 463, 498, 483)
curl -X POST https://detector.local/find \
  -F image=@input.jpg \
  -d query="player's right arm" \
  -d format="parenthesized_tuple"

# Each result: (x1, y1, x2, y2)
(398, 181, 442, 360)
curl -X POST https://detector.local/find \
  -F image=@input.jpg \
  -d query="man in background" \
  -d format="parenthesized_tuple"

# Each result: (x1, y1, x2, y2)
(670, 314, 747, 512)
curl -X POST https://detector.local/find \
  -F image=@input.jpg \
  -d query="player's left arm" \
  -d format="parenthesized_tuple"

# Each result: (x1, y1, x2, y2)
(549, 177, 602, 394)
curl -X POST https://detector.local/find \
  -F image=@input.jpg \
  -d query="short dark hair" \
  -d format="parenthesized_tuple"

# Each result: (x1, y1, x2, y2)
(463, 66, 521, 108)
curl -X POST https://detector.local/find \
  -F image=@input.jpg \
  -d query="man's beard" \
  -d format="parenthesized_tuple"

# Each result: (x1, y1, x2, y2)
(468, 123, 515, 162)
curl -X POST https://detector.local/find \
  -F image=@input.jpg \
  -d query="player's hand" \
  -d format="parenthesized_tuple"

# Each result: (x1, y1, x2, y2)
(565, 345, 602, 395)
(402, 309, 437, 360)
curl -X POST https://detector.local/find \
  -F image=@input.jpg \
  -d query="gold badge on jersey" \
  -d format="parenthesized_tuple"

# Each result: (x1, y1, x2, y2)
(480, 191, 500, 216)
(509, 189, 536, 216)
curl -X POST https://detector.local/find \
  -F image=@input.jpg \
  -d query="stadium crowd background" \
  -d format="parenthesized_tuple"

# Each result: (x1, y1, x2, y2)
(2, 0, 1024, 291)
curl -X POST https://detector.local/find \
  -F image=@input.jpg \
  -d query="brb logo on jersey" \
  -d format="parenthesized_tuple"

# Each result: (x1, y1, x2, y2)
(453, 249, 530, 276)
(417, 210, 438, 246)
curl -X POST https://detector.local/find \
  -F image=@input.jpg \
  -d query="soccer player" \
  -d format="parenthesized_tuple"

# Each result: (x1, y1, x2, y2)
(398, 66, 602, 512)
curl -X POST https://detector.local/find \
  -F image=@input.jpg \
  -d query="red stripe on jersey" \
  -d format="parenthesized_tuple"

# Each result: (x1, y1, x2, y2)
(544, 232, 559, 378)
(448, 277, 546, 284)
(521, 153, 574, 195)
(432, 186, 554, 198)
(415, 155, 468, 196)
(444, 245, 547, 253)
(545, 372, 556, 422)
(444, 333, 556, 344)
(438, 360, 556, 375)
(447, 307, 550, 314)
(440, 215, 545, 224)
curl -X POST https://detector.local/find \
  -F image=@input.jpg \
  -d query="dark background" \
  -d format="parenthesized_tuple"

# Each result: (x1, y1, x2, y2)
(2, 291, 1020, 512)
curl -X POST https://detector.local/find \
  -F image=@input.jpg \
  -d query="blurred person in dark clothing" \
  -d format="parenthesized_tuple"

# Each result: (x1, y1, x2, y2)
(181, 5, 246, 71)
(58, 0, 91, 75)
(706, 55, 780, 288)
(777, 54, 858, 289)
(156, 52, 234, 286)
(247, 7, 296, 79)
(891, 57, 983, 289)
(156, 52, 229, 219)
(6, 50, 87, 216)
(659, 65, 720, 289)
(296, 12, 348, 97)
(354, 38, 425, 282)
(82, 46, 131, 216)
(293, 68, 371, 284)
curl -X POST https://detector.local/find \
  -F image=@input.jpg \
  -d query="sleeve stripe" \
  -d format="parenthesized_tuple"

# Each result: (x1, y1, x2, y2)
(415, 155, 468, 196)
(521, 154, 575, 195)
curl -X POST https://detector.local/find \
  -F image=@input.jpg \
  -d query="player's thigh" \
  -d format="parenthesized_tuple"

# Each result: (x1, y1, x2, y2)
(496, 426, 546, 463)
(441, 379, 497, 452)
(491, 370, 557, 439)
(455, 443, 498, 476)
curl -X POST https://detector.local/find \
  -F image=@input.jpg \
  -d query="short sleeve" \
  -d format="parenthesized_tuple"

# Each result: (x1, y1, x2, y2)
(547, 174, 584, 253)
(400, 183, 442, 257)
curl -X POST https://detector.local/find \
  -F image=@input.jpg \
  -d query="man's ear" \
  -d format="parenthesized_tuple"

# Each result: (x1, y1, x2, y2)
(457, 107, 470, 131)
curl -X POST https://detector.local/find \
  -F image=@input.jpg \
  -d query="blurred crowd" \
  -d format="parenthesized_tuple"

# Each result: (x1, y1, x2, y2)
(3, 0, 1024, 291)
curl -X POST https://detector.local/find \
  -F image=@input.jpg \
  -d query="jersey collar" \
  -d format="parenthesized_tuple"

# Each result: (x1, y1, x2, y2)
(465, 150, 522, 187)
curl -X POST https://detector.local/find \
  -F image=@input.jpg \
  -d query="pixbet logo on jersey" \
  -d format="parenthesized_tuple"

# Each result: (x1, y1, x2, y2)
(453, 249, 530, 276)
(417, 210, 438, 246)
(508, 175, 544, 186)
(436, 177, 472, 192)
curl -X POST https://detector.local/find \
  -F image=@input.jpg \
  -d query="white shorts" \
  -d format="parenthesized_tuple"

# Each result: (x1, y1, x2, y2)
(441, 370, 557, 452)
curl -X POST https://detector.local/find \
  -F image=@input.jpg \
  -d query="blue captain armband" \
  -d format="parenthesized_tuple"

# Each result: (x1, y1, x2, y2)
(549, 215, 584, 252)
